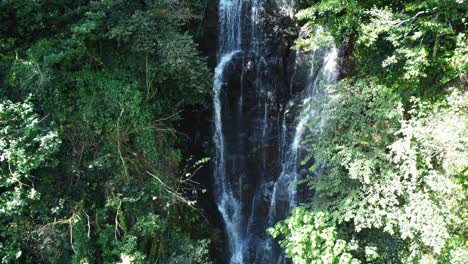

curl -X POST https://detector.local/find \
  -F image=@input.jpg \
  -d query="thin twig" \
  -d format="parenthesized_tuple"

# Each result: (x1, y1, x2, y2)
(117, 104, 128, 178)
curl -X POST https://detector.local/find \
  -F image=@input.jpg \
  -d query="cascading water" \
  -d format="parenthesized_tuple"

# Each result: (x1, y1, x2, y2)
(271, 46, 338, 212)
(212, 0, 338, 262)
(264, 46, 338, 263)
(214, 50, 244, 264)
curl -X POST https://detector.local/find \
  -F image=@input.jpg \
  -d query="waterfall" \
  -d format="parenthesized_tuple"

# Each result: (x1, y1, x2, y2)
(264, 46, 338, 263)
(212, 0, 339, 262)
(213, 50, 244, 264)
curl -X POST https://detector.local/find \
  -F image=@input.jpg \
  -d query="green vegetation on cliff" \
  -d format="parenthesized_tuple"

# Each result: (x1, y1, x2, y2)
(270, 0, 467, 263)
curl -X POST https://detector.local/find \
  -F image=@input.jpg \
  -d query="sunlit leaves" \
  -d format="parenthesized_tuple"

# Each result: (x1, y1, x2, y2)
(288, 1, 467, 263)
(0, 99, 60, 262)
(0, 99, 60, 179)
(295, 0, 467, 94)
(302, 78, 467, 261)
(269, 207, 359, 264)
(449, 33, 468, 78)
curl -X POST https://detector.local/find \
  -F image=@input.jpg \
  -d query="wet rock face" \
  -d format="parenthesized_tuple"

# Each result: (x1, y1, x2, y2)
(213, 1, 313, 262)
(198, 0, 219, 69)
(183, 0, 316, 262)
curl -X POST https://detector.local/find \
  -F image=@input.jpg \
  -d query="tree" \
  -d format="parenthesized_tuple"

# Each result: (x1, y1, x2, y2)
(0, 98, 60, 262)
(269, 207, 359, 264)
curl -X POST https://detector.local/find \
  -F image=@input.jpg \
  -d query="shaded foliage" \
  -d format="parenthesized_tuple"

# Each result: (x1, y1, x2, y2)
(1, 0, 213, 263)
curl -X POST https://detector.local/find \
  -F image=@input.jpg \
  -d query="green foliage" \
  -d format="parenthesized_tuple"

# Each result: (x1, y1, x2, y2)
(275, 79, 467, 263)
(0, 99, 61, 263)
(269, 207, 359, 264)
(0, 0, 214, 263)
(310, 77, 466, 258)
(0, 98, 60, 179)
(168, 239, 213, 264)
(285, 81, 466, 263)
(274, 1, 467, 262)
(295, 0, 467, 96)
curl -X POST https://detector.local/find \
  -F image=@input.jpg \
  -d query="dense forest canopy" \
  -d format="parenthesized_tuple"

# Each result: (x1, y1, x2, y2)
(0, 0, 466, 263)
(1, 0, 213, 263)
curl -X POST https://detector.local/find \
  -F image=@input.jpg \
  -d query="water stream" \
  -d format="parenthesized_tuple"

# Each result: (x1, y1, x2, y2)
(212, 0, 338, 262)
